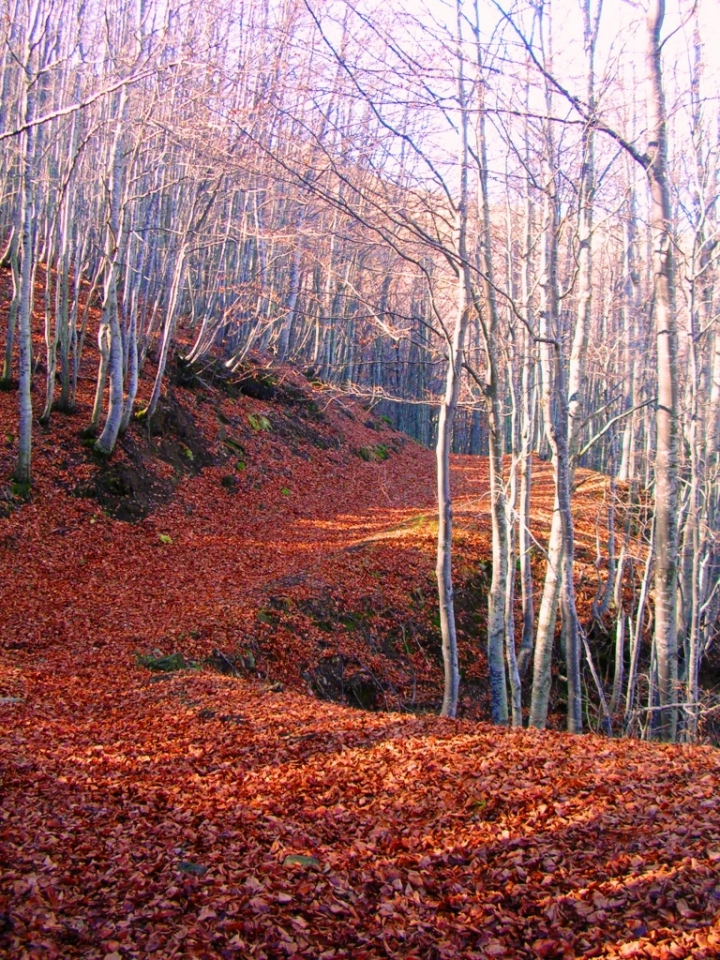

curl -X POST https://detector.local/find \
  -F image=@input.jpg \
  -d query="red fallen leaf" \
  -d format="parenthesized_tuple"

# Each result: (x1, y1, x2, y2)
(618, 942, 644, 959)
(532, 940, 562, 958)
(675, 899, 697, 918)
(248, 897, 270, 913)
(485, 942, 506, 956)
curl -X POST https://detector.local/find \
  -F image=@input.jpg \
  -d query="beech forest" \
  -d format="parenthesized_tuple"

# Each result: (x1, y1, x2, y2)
(2, 0, 720, 957)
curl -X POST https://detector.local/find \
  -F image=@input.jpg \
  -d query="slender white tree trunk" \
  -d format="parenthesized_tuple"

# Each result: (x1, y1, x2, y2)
(94, 87, 128, 454)
(645, 0, 679, 741)
(13, 5, 39, 487)
(437, 0, 473, 718)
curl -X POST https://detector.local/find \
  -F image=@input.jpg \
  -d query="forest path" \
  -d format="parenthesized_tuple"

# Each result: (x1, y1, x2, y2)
(0, 441, 486, 665)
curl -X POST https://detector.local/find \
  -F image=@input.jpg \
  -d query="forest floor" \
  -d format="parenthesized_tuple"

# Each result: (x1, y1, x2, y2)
(1, 331, 720, 958)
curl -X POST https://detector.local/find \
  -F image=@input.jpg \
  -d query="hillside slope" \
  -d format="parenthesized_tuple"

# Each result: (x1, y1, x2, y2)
(1, 354, 463, 714)
(1, 354, 719, 958)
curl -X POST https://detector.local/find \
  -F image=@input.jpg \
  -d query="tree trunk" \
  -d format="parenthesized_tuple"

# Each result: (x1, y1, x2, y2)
(437, 0, 473, 719)
(645, 0, 679, 741)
